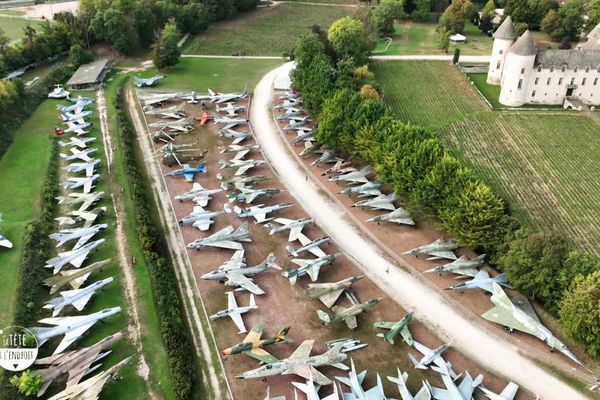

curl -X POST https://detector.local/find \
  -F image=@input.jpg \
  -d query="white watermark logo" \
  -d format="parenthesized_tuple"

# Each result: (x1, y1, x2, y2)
(0, 326, 38, 371)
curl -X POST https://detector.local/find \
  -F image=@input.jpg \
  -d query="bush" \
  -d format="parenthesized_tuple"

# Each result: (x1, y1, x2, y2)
(69, 43, 93, 68)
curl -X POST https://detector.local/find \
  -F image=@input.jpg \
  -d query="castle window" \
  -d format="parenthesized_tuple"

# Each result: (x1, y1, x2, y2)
(496, 61, 501, 69)
(582, 78, 587, 85)
(547, 78, 551, 85)
(571, 77, 575, 85)
(538, 66, 542, 72)
(518, 79, 523, 89)
(535, 77, 539, 85)
(562, 66, 566, 72)
(586, 67, 590, 73)
(574, 67, 578, 72)
(559, 78, 563, 85)
(550, 67, 554, 73)
(594, 78, 598, 85)
(521, 68, 525, 74)
(532, 90, 536, 97)
(499, 50, 503, 54)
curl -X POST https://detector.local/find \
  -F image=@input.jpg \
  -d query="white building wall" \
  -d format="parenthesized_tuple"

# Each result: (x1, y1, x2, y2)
(499, 53, 536, 107)
(487, 38, 514, 85)
(524, 66, 600, 106)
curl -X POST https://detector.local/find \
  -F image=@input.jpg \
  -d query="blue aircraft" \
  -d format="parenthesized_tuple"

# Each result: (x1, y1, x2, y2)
(165, 162, 207, 182)
(134, 75, 165, 88)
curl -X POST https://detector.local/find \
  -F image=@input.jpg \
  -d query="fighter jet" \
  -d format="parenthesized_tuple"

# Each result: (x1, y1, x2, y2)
(64, 159, 100, 178)
(275, 98, 302, 109)
(217, 173, 271, 190)
(220, 143, 259, 159)
(60, 148, 98, 162)
(66, 94, 94, 104)
(219, 128, 252, 144)
(424, 254, 485, 276)
(144, 103, 186, 119)
(317, 298, 382, 330)
(50, 224, 108, 249)
(56, 192, 105, 212)
(218, 158, 267, 176)
(341, 181, 383, 197)
(43, 259, 111, 295)
(208, 88, 248, 103)
(47, 356, 130, 400)
(48, 84, 70, 99)
(233, 203, 293, 223)
(478, 381, 519, 400)
(178, 205, 227, 231)
(217, 102, 246, 116)
(403, 239, 458, 261)
(283, 118, 311, 131)
(366, 208, 415, 226)
(482, 283, 583, 365)
(279, 90, 301, 100)
(164, 162, 207, 182)
(214, 115, 249, 130)
(33, 332, 123, 396)
(429, 361, 483, 400)
(336, 358, 387, 400)
(149, 117, 195, 132)
(45, 239, 106, 274)
(322, 161, 355, 177)
(187, 222, 251, 250)
(374, 313, 414, 346)
(388, 369, 432, 400)
(291, 130, 315, 145)
(174, 182, 223, 206)
(222, 324, 291, 363)
(266, 217, 314, 242)
(209, 292, 257, 334)
(408, 341, 451, 371)
(277, 108, 305, 121)
(286, 234, 330, 258)
(56, 207, 107, 228)
(134, 75, 164, 87)
(308, 276, 364, 308)
(138, 91, 179, 109)
(283, 253, 341, 284)
(44, 277, 114, 316)
(59, 110, 92, 123)
(56, 98, 93, 114)
(298, 142, 322, 157)
(201, 253, 280, 295)
(0, 213, 12, 249)
(236, 339, 348, 386)
(228, 186, 283, 204)
(329, 166, 372, 184)
(30, 307, 121, 355)
(353, 193, 397, 211)
(63, 120, 92, 136)
(446, 271, 513, 293)
(62, 173, 100, 194)
(58, 137, 96, 149)
(293, 373, 340, 400)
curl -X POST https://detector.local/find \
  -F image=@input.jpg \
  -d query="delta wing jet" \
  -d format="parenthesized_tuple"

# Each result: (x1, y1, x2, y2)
(219, 128, 251, 144)
(209, 292, 257, 334)
(478, 382, 519, 400)
(217, 102, 246, 116)
(403, 239, 458, 261)
(178, 204, 227, 231)
(335, 358, 386, 400)
(374, 312, 415, 346)
(174, 182, 223, 206)
(286, 233, 330, 258)
(62, 173, 100, 194)
(388, 369, 431, 400)
(44, 277, 114, 316)
(50, 223, 108, 249)
(291, 130, 315, 146)
(43, 259, 111, 295)
(425, 254, 486, 276)
(317, 298, 382, 330)
(353, 193, 397, 211)
(56, 192, 105, 212)
(58, 137, 96, 149)
(65, 159, 101, 177)
(308, 276, 363, 308)
(312, 151, 343, 166)
(366, 208, 415, 226)
(60, 148, 98, 162)
(222, 324, 291, 363)
(408, 341, 453, 374)
(187, 222, 251, 250)
(266, 217, 314, 241)
(283, 253, 340, 284)
(45, 239, 106, 274)
(233, 203, 294, 223)
(340, 181, 382, 197)
(329, 166, 372, 184)
(134, 75, 164, 87)
(447, 271, 513, 293)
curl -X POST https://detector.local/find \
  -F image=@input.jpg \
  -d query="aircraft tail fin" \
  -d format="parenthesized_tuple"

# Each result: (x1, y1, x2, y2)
(249, 294, 256, 309)
(264, 253, 281, 270)
(285, 245, 296, 256)
(276, 326, 293, 343)
(281, 269, 299, 285)
(265, 222, 277, 235)
(316, 309, 331, 324)
(408, 352, 424, 369)
(473, 374, 484, 388)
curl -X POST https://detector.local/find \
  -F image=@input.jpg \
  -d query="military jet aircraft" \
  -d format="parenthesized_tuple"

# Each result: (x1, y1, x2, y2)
(312, 152, 344, 167)
(218, 158, 267, 176)
(44, 277, 114, 316)
(266, 217, 314, 241)
(63, 120, 92, 136)
(308, 276, 364, 308)
(329, 166, 372, 184)
(59, 110, 92, 123)
(149, 117, 195, 132)
(178, 204, 227, 231)
(58, 136, 96, 149)
(48, 84, 70, 99)
(340, 181, 382, 197)
(47, 356, 130, 400)
(234, 203, 294, 223)
(387, 369, 431, 400)
(277, 108, 305, 121)
(282, 116, 311, 130)
(317, 298, 382, 330)
(187, 222, 251, 250)
(50, 223, 108, 249)
(208, 88, 248, 103)
(291, 130, 315, 145)
(138, 91, 179, 109)
(366, 208, 415, 226)
(374, 313, 415, 346)
(408, 341, 451, 372)
(293, 372, 340, 400)
(0, 213, 12, 249)
(482, 283, 583, 365)
(286, 234, 330, 258)
(217, 102, 246, 116)
(144, 103, 186, 119)
(323, 161, 355, 177)
(220, 143, 259, 159)
(478, 381, 519, 400)
(219, 128, 251, 144)
(336, 358, 386, 400)
(45, 239, 106, 274)
(403, 239, 458, 261)
(62, 173, 100, 194)
(201, 252, 280, 295)
(446, 271, 512, 293)
(279, 90, 300, 100)
(44, 259, 111, 295)
(164, 162, 207, 182)
(33, 332, 123, 396)
(283, 253, 341, 284)
(424, 254, 485, 276)
(353, 193, 397, 211)
(30, 307, 121, 355)
(298, 142, 322, 157)
(213, 115, 249, 131)
(210, 292, 257, 334)
(217, 173, 271, 190)
(56, 98, 93, 114)
(222, 324, 291, 363)
(56, 192, 105, 212)
(174, 182, 223, 206)
(429, 361, 483, 400)
(275, 98, 302, 109)
(60, 148, 98, 162)
(56, 207, 107, 228)
(236, 339, 348, 386)
(66, 94, 94, 104)
(64, 159, 100, 177)
(134, 75, 164, 87)
(228, 186, 283, 204)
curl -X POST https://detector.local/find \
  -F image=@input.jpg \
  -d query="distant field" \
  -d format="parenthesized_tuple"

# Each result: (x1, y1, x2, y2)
(282, 0, 358, 3)
(0, 15, 40, 41)
(183, 4, 354, 56)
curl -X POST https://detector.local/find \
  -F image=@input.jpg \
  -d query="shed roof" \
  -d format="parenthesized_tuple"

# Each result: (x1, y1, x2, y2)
(67, 59, 109, 86)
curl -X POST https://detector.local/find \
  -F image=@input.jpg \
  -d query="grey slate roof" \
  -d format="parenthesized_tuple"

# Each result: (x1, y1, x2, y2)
(536, 49, 600, 68)
(578, 23, 600, 50)
(493, 16, 517, 40)
(67, 59, 109, 86)
(509, 30, 537, 56)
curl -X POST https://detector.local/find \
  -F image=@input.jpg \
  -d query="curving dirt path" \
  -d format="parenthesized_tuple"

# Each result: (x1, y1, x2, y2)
(249, 62, 591, 400)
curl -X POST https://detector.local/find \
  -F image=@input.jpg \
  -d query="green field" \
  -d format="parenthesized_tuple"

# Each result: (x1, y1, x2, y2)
(0, 16, 40, 41)
(182, 4, 354, 56)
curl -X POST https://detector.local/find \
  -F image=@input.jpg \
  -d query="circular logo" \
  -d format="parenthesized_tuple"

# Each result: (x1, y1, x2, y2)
(0, 326, 38, 371)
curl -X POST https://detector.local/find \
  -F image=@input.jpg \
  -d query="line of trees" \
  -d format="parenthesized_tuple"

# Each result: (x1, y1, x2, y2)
(114, 83, 200, 400)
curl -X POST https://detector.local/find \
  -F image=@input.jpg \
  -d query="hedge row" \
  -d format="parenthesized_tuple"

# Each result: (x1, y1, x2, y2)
(113, 84, 199, 400)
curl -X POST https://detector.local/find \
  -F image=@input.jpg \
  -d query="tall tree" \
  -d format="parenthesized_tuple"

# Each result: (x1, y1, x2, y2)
(559, 0, 585, 39)
(152, 19, 181, 70)
(587, 0, 600, 33)
(412, 0, 431, 21)
(437, 0, 473, 34)
(327, 17, 370, 64)
(372, 0, 406, 34)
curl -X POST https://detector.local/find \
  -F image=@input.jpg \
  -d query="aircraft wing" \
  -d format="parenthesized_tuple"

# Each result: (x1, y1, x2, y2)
(230, 312, 247, 333)
(73, 232, 96, 250)
(67, 353, 99, 386)
(344, 315, 358, 330)
(427, 251, 456, 260)
(429, 387, 453, 400)
(79, 198, 95, 212)
(414, 385, 431, 400)
(296, 232, 311, 246)
(457, 376, 477, 400)
(308, 245, 326, 258)
(227, 274, 265, 295)
(60, 289, 94, 311)
(319, 288, 344, 308)
(223, 250, 245, 270)
(252, 212, 268, 223)
(83, 179, 94, 194)
(184, 172, 195, 181)
(227, 291, 238, 309)
(235, 164, 253, 176)
(193, 218, 213, 231)
(244, 348, 278, 364)
(242, 324, 263, 343)
(204, 240, 243, 250)
(306, 263, 322, 282)
(481, 306, 540, 337)
(373, 321, 396, 330)
(455, 268, 479, 278)
(233, 150, 249, 160)
(291, 364, 331, 386)
(70, 251, 90, 268)
(400, 326, 414, 345)
(499, 383, 519, 400)
(289, 340, 314, 360)
(55, 321, 96, 354)
(85, 164, 95, 177)
(412, 341, 433, 358)
(288, 226, 304, 242)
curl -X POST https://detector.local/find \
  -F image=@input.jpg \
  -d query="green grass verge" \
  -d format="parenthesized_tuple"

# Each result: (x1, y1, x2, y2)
(0, 16, 40, 41)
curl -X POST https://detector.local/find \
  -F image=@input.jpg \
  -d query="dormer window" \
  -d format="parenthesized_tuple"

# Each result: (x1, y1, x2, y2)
(585, 67, 590, 73)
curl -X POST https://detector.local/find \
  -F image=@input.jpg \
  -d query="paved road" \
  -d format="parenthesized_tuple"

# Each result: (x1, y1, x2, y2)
(371, 55, 491, 62)
(249, 62, 590, 400)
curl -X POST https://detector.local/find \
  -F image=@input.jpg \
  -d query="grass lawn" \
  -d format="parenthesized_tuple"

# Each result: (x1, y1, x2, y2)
(182, 4, 354, 56)
(282, 0, 358, 2)
(0, 15, 40, 41)
(467, 72, 502, 108)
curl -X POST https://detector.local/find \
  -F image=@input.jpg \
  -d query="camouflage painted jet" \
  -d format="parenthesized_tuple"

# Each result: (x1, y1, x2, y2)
(236, 339, 349, 386)
(387, 369, 432, 400)
(228, 187, 283, 204)
(45, 239, 106, 274)
(58, 136, 96, 149)
(266, 217, 314, 241)
(219, 128, 252, 144)
(403, 239, 458, 261)
(62, 173, 100, 194)
(329, 166, 372, 185)
(335, 358, 387, 400)
(283, 253, 341, 284)
(446, 270, 513, 293)
(44, 277, 114, 316)
(43, 259, 111, 295)
(366, 208, 414, 226)
(233, 203, 294, 223)
(164, 162, 207, 182)
(56, 192, 105, 212)
(429, 361, 483, 400)
(216, 102, 246, 116)
(222, 324, 291, 363)
(64, 159, 101, 177)
(209, 292, 257, 334)
(353, 193, 397, 211)
(49, 223, 108, 249)
(144, 102, 186, 119)
(340, 181, 382, 197)
(308, 276, 364, 308)
(216, 173, 271, 190)
(317, 298, 382, 330)
(60, 148, 98, 162)
(149, 117, 195, 132)
(134, 75, 164, 87)
(374, 312, 415, 346)
(478, 381, 519, 400)
(218, 157, 267, 176)
(424, 254, 485, 276)
(187, 222, 251, 250)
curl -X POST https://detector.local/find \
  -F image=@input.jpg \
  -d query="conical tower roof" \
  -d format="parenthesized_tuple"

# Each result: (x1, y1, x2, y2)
(509, 30, 537, 56)
(493, 16, 517, 40)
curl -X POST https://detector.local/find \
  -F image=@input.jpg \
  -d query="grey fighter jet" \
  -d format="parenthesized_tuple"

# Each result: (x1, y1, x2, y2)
(213, 115, 249, 130)
(286, 234, 330, 258)
(65, 159, 100, 177)
(144, 103, 186, 119)
(340, 181, 382, 197)
(62, 173, 100, 194)
(218, 157, 267, 176)
(283, 118, 311, 131)
(207, 88, 248, 104)
(178, 205, 227, 231)
(217, 173, 271, 190)
(187, 222, 251, 250)
(266, 217, 314, 241)
(336, 358, 386, 400)
(174, 182, 223, 206)
(56, 98, 93, 114)
(388, 369, 431, 400)
(58, 137, 96, 149)
(374, 312, 415, 346)
(43, 259, 111, 295)
(329, 166, 372, 184)
(216, 102, 246, 116)
(277, 108, 305, 121)
(366, 208, 415, 226)
(30, 307, 121, 355)
(149, 117, 195, 132)
(299, 142, 322, 157)
(312, 150, 343, 166)
(403, 239, 458, 261)
(283, 253, 341, 284)
(55, 190, 105, 212)
(308, 276, 364, 308)
(291, 130, 314, 145)
(478, 381, 519, 400)
(293, 373, 340, 400)
(279, 90, 300, 100)
(317, 298, 382, 330)
(60, 148, 98, 162)
(45, 239, 106, 274)
(275, 98, 302, 109)
(236, 339, 348, 386)
(50, 223, 108, 249)
(56, 207, 107, 227)
(429, 361, 483, 400)
(424, 254, 485, 276)
(353, 193, 397, 211)
(446, 271, 512, 293)
(408, 341, 452, 372)
(134, 75, 164, 87)
(233, 203, 294, 223)
(63, 120, 91, 136)
(220, 143, 259, 160)
(323, 161, 355, 177)
(209, 292, 257, 334)
(228, 187, 283, 204)
(219, 128, 251, 144)
(44, 277, 114, 316)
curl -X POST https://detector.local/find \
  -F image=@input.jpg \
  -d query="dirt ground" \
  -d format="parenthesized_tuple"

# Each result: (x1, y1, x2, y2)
(135, 93, 539, 400)
(8, 1, 78, 19)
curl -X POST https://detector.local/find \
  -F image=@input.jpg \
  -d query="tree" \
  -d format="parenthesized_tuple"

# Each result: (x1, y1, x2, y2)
(360, 84, 380, 100)
(587, 0, 600, 33)
(151, 20, 181, 70)
(314, 88, 363, 149)
(372, 0, 407, 34)
(439, 29, 451, 52)
(9, 370, 41, 396)
(327, 17, 369, 64)
(560, 270, 600, 357)
(69, 43, 93, 68)
(234, 0, 259, 12)
(480, 0, 494, 17)
(452, 47, 460, 64)
(412, 0, 430, 21)
(504, 0, 556, 29)
(181, 3, 209, 34)
(541, 9, 563, 39)
(514, 22, 528, 35)
(437, 0, 473, 34)
(558, 0, 585, 40)
(203, 0, 237, 21)
(431, 0, 449, 13)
